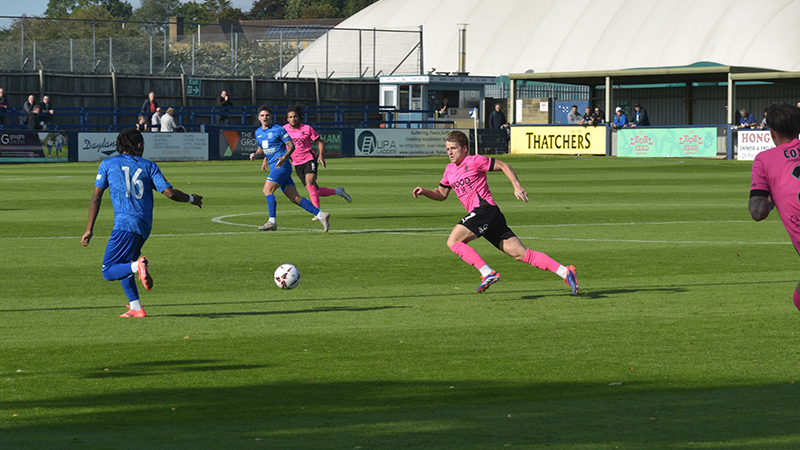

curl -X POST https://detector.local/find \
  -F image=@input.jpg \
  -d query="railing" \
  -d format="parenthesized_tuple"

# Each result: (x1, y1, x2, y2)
(0, 105, 454, 131)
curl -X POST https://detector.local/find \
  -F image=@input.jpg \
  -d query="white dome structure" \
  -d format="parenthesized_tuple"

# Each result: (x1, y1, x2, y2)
(282, 0, 800, 78)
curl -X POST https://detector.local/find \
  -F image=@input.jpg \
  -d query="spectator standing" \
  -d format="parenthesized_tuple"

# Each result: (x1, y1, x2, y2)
(140, 92, 158, 123)
(611, 107, 627, 129)
(150, 107, 163, 132)
(738, 108, 757, 128)
(39, 95, 54, 128)
(217, 90, 233, 124)
(0, 88, 8, 125)
(439, 98, 450, 117)
(488, 103, 507, 129)
(630, 103, 650, 127)
(21, 94, 36, 125)
(567, 105, 581, 124)
(27, 105, 42, 130)
(160, 107, 176, 132)
(579, 106, 592, 125)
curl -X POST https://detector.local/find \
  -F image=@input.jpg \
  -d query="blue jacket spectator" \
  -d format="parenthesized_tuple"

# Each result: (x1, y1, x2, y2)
(612, 107, 627, 129)
(738, 109, 756, 128)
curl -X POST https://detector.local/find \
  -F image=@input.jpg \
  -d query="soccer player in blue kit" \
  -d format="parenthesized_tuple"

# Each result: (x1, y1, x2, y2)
(81, 129, 203, 318)
(249, 105, 331, 232)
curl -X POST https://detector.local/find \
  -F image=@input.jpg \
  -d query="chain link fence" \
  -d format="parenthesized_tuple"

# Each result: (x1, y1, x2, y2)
(0, 16, 423, 79)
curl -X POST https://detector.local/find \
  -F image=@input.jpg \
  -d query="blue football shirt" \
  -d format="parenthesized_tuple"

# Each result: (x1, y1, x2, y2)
(255, 123, 292, 168)
(95, 153, 172, 239)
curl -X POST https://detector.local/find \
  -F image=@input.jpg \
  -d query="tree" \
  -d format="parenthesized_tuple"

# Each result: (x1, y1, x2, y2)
(245, 0, 287, 20)
(45, 0, 133, 19)
(130, 0, 183, 35)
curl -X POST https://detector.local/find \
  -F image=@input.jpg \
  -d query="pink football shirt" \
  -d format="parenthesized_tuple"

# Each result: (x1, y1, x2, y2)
(751, 138, 800, 250)
(440, 154, 497, 212)
(283, 123, 320, 166)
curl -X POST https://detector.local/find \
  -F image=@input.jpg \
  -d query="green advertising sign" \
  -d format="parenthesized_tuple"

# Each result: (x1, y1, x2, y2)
(186, 78, 201, 97)
(617, 128, 717, 158)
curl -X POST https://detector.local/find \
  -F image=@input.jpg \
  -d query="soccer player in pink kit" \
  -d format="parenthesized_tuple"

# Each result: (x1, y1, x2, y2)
(749, 102, 800, 311)
(412, 131, 578, 294)
(284, 106, 351, 210)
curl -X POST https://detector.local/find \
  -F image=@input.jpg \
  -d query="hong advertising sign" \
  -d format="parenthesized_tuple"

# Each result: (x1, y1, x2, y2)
(0, 132, 68, 162)
(509, 125, 606, 155)
(354, 129, 467, 157)
(737, 130, 773, 161)
(617, 128, 717, 158)
(78, 132, 208, 162)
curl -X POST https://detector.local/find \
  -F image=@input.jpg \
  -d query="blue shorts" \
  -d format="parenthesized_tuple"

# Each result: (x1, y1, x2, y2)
(103, 230, 146, 268)
(267, 163, 296, 191)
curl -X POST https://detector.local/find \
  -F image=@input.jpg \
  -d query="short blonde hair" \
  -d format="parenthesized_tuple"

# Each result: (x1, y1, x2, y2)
(166, 107, 175, 115)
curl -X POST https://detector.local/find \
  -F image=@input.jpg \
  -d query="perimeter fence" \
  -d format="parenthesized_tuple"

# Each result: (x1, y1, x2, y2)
(0, 16, 422, 79)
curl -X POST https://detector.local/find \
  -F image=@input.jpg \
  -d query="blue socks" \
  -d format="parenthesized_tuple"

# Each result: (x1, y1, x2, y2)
(299, 198, 320, 216)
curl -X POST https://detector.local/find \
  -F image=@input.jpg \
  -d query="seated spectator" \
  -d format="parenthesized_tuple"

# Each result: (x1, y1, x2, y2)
(151, 107, 163, 132)
(591, 107, 605, 125)
(27, 105, 42, 130)
(136, 115, 149, 132)
(611, 107, 627, 129)
(630, 103, 650, 127)
(757, 108, 768, 130)
(738, 108, 757, 128)
(567, 105, 581, 124)
(160, 107, 176, 132)
(579, 106, 593, 125)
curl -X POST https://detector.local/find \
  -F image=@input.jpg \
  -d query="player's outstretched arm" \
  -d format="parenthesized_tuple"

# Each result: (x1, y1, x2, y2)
(162, 187, 203, 208)
(412, 185, 449, 201)
(81, 187, 105, 246)
(749, 194, 774, 221)
(493, 159, 529, 202)
(316, 139, 326, 169)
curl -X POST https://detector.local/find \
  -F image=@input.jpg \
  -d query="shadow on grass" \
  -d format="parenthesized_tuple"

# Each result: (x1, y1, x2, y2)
(2, 376, 799, 449)
(83, 359, 271, 379)
(159, 305, 409, 318)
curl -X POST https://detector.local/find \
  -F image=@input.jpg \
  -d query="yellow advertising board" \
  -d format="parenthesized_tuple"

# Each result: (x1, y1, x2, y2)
(510, 125, 607, 155)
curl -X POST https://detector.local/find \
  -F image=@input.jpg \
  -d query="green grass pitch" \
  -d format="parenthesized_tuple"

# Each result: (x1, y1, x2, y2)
(2, 155, 800, 449)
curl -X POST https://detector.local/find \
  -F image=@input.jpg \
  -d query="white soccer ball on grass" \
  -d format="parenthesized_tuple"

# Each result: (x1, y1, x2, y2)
(274, 264, 300, 289)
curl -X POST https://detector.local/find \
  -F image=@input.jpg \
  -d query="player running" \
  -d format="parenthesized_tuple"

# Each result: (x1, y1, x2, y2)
(81, 128, 203, 318)
(284, 105, 351, 213)
(749, 102, 800, 311)
(249, 105, 330, 232)
(412, 130, 578, 295)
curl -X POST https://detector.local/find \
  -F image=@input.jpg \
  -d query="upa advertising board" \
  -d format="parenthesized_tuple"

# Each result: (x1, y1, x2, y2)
(354, 129, 468, 157)
(736, 130, 773, 161)
(220, 129, 343, 159)
(617, 128, 717, 158)
(0, 132, 68, 163)
(78, 132, 208, 162)
(510, 125, 607, 155)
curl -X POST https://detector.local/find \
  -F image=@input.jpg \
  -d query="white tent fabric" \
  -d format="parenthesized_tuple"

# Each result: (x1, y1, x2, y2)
(282, 0, 800, 78)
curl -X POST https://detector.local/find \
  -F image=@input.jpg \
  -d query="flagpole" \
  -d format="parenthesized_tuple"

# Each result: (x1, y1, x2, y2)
(471, 107, 479, 155)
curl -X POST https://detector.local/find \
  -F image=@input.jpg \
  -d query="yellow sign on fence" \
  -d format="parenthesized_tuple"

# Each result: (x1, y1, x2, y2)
(510, 125, 607, 155)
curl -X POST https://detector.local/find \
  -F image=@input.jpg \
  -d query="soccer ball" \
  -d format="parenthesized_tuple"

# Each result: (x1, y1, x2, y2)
(274, 264, 300, 289)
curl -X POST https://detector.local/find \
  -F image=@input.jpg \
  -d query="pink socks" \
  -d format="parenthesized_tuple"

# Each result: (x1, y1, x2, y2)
(523, 249, 560, 273)
(450, 241, 487, 269)
(307, 186, 336, 208)
(793, 290, 800, 312)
